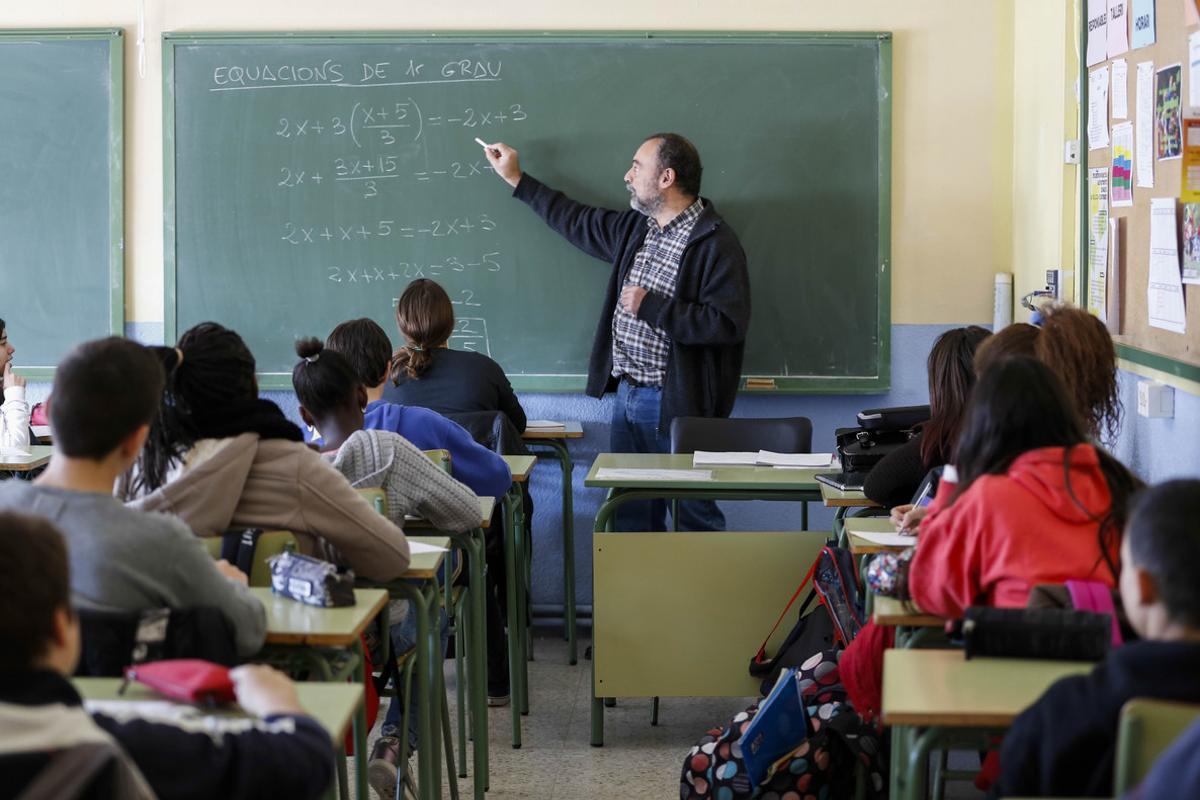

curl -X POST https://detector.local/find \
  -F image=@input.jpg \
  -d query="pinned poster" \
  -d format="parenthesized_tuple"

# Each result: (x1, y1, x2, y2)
(1148, 197, 1188, 334)
(1181, 118, 1200, 201)
(1089, 67, 1111, 149)
(1155, 63, 1183, 160)
(1137, 61, 1156, 186)
(1114, 59, 1130, 118)
(1088, 168, 1111, 322)
(1087, 0, 1109, 65)
(1182, 203, 1200, 284)
(1109, 0, 1131, 56)
(1112, 122, 1135, 206)
(1131, 0, 1156, 50)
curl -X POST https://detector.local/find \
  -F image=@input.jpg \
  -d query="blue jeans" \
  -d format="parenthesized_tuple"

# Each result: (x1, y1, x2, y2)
(610, 380, 725, 532)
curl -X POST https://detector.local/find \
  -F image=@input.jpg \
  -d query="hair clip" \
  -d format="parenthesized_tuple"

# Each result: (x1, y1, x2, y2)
(174, 347, 185, 367)
(408, 344, 424, 352)
(305, 353, 320, 363)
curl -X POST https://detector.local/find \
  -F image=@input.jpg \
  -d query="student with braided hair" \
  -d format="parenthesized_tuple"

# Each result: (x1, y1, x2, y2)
(120, 322, 411, 582)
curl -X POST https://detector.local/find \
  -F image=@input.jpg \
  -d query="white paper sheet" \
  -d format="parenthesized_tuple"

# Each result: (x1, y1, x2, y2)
(1112, 59, 1129, 118)
(692, 451, 760, 467)
(1148, 197, 1188, 334)
(1088, 168, 1111, 322)
(30, 425, 50, 438)
(850, 530, 918, 548)
(1190, 33, 1200, 109)
(1131, 0, 1156, 50)
(1108, 0, 1130, 56)
(410, 541, 449, 554)
(1087, 0, 1109, 66)
(1089, 67, 1111, 149)
(755, 451, 834, 468)
(524, 420, 565, 429)
(0, 446, 33, 459)
(594, 468, 713, 482)
(1136, 61, 1156, 187)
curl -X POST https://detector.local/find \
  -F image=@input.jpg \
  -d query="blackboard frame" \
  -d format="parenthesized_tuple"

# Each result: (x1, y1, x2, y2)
(2, 28, 125, 378)
(162, 31, 892, 393)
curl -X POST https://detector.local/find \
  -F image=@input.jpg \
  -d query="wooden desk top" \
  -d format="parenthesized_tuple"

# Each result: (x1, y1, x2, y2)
(846, 517, 913, 554)
(502, 454, 538, 482)
(584, 453, 821, 491)
(881, 649, 1092, 727)
(252, 586, 388, 647)
(405, 496, 494, 530)
(819, 481, 882, 508)
(522, 421, 584, 440)
(400, 536, 449, 580)
(872, 595, 943, 628)
(0, 444, 52, 471)
(76, 677, 362, 744)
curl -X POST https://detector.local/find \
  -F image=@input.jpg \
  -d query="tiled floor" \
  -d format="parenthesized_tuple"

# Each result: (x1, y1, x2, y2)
(360, 631, 985, 799)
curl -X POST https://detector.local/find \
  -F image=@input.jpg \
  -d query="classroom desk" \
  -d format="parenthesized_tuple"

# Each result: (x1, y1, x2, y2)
(76, 678, 362, 800)
(845, 516, 912, 555)
(882, 649, 1092, 800)
(584, 454, 823, 747)
(872, 595, 944, 648)
(498, 455, 536, 730)
(819, 482, 883, 544)
(252, 585, 388, 800)
(405, 500, 494, 794)
(31, 425, 52, 444)
(0, 444, 52, 473)
(521, 421, 584, 666)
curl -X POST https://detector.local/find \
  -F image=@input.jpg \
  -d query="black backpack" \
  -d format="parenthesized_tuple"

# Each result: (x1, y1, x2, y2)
(835, 404, 930, 473)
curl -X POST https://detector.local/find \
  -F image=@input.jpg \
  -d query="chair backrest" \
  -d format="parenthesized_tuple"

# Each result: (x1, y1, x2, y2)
(424, 448, 453, 474)
(76, 606, 239, 677)
(670, 416, 814, 455)
(355, 487, 389, 517)
(202, 530, 297, 587)
(1115, 698, 1200, 792)
(446, 410, 530, 456)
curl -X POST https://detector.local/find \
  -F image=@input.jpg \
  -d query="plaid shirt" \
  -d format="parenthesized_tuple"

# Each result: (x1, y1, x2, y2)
(611, 198, 705, 386)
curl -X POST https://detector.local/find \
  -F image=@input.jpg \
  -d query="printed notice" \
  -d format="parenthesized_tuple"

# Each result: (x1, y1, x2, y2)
(1148, 197, 1188, 334)
(1109, 0, 1130, 56)
(1131, 0, 1155, 50)
(1137, 61, 1156, 186)
(1112, 122, 1135, 206)
(1087, 0, 1109, 66)
(1089, 67, 1111, 149)
(1181, 118, 1200, 202)
(1113, 59, 1129, 118)
(1088, 168, 1110, 322)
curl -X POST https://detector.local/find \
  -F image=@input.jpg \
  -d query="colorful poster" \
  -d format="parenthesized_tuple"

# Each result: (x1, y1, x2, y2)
(1090, 67, 1111, 150)
(1113, 59, 1129, 118)
(1088, 0, 1109, 66)
(1131, 0, 1156, 50)
(1088, 168, 1111, 321)
(1182, 203, 1200, 284)
(1112, 122, 1135, 206)
(1155, 63, 1183, 160)
(1148, 197, 1187, 334)
(1109, 0, 1131, 56)
(1181, 118, 1200, 202)
(1137, 61, 1156, 186)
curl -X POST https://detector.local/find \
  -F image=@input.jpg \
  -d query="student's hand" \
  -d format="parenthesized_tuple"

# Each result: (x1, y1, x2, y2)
(620, 284, 649, 316)
(892, 504, 929, 533)
(481, 141, 522, 188)
(3, 362, 25, 391)
(230, 665, 306, 717)
(214, 558, 249, 586)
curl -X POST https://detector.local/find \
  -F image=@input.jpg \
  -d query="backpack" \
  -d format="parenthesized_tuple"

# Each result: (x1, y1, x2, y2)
(835, 404, 930, 473)
(749, 546, 865, 696)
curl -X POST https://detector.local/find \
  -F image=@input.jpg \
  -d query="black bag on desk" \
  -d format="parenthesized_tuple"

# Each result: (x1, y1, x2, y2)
(268, 551, 356, 608)
(953, 606, 1111, 661)
(835, 405, 931, 474)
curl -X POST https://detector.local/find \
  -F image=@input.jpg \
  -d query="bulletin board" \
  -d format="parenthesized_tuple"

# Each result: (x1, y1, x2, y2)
(1082, 0, 1200, 383)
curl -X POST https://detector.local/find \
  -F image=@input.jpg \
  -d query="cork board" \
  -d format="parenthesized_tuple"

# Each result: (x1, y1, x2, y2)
(1086, 0, 1200, 379)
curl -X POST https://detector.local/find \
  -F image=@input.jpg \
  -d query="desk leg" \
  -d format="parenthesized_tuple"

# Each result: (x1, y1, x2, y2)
(526, 440, 578, 665)
(834, 506, 850, 547)
(501, 489, 524, 748)
(398, 581, 442, 800)
(446, 529, 488, 800)
(351, 637, 370, 800)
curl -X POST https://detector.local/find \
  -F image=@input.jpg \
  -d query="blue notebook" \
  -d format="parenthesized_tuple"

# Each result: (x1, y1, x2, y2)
(739, 667, 810, 786)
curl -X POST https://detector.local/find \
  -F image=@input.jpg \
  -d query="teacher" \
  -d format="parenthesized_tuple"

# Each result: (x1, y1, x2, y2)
(483, 133, 751, 532)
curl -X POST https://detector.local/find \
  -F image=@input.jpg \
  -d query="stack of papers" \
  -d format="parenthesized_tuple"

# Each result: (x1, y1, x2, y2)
(525, 420, 566, 430)
(691, 450, 834, 469)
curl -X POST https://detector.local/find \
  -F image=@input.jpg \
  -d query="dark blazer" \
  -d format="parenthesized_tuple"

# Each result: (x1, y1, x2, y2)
(513, 174, 751, 433)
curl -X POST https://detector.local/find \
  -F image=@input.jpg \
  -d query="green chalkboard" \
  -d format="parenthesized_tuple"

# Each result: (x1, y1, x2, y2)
(164, 32, 891, 392)
(0, 30, 123, 376)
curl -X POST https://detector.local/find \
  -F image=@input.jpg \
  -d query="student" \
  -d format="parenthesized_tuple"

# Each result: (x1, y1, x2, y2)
(0, 337, 265, 656)
(886, 357, 1139, 617)
(862, 325, 990, 509)
(292, 337, 483, 532)
(0, 510, 334, 800)
(383, 279, 527, 433)
(322, 317, 512, 499)
(0, 318, 31, 449)
(121, 322, 411, 582)
(993, 479, 1200, 798)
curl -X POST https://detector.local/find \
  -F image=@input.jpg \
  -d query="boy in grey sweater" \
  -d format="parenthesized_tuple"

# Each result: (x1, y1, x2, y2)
(0, 337, 265, 656)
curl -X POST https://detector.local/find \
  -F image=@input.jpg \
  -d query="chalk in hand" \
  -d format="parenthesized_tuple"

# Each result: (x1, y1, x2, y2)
(474, 137, 488, 148)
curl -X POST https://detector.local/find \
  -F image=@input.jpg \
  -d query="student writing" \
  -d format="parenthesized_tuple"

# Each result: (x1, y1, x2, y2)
(0, 317, 30, 449)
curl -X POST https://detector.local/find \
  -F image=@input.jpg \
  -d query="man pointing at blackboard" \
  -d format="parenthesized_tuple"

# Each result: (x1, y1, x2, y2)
(482, 134, 750, 532)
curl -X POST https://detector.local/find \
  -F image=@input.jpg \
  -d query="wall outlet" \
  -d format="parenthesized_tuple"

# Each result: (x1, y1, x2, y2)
(1137, 381, 1175, 418)
(1064, 139, 1080, 164)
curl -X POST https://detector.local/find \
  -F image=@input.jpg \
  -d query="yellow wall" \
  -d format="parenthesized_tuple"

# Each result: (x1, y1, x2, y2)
(8, 1, 1019, 326)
